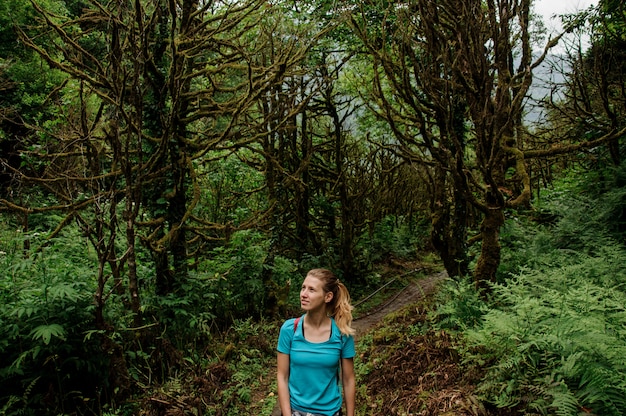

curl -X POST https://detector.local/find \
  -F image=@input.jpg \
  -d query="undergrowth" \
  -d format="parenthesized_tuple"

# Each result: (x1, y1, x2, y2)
(433, 165, 626, 416)
(355, 294, 520, 416)
(137, 317, 281, 415)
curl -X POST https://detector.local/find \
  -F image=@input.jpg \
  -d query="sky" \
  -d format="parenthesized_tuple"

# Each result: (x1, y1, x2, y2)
(533, 0, 598, 54)
(528, 0, 598, 121)
(534, 0, 597, 33)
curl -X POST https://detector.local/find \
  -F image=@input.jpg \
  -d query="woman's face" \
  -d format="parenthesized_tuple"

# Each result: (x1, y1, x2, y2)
(300, 275, 332, 312)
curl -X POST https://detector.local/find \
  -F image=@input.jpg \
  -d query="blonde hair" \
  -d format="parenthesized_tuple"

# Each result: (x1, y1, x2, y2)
(307, 268, 355, 336)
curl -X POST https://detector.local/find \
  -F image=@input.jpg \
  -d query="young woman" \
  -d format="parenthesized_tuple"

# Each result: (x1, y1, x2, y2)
(277, 268, 356, 416)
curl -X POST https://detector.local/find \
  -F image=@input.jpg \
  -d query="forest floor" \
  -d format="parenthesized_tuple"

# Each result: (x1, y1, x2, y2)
(141, 261, 524, 415)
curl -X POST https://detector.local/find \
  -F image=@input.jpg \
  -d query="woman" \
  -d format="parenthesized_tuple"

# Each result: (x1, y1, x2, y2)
(277, 268, 356, 416)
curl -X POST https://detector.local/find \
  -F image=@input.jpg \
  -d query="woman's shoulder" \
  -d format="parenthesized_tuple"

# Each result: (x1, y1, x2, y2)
(280, 315, 303, 332)
(280, 317, 294, 329)
(330, 318, 355, 341)
(329, 318, 346, 336)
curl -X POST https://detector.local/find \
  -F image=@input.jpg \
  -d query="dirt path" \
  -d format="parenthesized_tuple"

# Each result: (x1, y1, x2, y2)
(270, 271, 447, 416)
(352, 271, 447, 337)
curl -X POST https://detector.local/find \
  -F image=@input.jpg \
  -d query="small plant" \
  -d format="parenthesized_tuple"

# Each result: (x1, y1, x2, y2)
(432, 276, 487, 331)
(464, 257, 626, 415)
(434, 165, 626, 415)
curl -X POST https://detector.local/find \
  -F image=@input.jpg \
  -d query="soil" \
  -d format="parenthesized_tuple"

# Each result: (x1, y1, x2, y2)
(270, 271, 448, 416)
(352, 271, 447, 337)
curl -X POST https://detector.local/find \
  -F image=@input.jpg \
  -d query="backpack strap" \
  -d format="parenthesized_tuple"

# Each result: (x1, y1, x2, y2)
(293, 316, 301, 334)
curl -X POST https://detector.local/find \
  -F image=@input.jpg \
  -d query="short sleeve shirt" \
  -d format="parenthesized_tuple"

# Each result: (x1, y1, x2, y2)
(277, 316, 355, 416)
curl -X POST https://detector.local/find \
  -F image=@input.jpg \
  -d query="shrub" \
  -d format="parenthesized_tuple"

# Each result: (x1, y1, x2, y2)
(438, 165, 626, 415)
(465, 252, 626, 415)
(432, 276, 487, 331)
(193, 230, 300, 325)
(0, 232, 109, 415)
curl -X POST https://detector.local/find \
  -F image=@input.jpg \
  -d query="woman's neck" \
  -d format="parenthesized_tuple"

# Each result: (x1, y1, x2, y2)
(305, 309, 329, 328)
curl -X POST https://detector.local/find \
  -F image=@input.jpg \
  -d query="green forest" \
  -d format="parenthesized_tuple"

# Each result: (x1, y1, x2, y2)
(1, 0, 625, 414)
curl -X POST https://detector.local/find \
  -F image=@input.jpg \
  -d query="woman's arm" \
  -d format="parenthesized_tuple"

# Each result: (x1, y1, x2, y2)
(277, 352, 291, 416)
(341, 357, 356, 416)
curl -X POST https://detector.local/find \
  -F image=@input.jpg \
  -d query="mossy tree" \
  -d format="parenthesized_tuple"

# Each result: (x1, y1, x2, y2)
(348, 0, 621, 288)
(538, 0, 626, 169)
(2, 0, 316, 396)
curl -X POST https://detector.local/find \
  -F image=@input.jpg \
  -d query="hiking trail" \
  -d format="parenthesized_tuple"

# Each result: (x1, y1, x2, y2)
(270, 271, 448, 416)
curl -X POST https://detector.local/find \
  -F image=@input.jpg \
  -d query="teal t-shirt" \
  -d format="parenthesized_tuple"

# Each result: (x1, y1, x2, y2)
(277, 316, 355, 416)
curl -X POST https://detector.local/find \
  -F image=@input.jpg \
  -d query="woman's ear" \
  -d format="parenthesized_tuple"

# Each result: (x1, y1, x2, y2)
(325, 291, 334, 303)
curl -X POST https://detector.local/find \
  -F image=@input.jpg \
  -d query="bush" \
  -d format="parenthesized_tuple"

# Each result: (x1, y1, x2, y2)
(436, 166, 626, 415)
(193, 230, 300, 325)
(432, 276, 487, 331)
(465, 251, 626, 415)
(0, 231, 109, 415)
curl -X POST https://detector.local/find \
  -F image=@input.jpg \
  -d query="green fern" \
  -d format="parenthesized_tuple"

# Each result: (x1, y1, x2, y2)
(548, 382, 580, 416)
(456, 244, 626, 416)
(22, 376, 41, 407)
(433, 277, 487, 331)
(29, 323, 66, 345)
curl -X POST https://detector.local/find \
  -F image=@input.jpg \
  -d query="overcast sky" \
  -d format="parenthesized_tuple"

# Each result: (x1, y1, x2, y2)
(528, 0, 597, 121)
(534, 0, 597, 33)
(533, 0, 598, 54)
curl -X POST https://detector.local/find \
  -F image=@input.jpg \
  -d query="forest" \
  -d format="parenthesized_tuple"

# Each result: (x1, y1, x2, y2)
(1, 0, 625, 414)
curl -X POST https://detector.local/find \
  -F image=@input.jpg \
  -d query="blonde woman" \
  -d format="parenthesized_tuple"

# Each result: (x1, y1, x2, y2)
(277, 268, 356, 416)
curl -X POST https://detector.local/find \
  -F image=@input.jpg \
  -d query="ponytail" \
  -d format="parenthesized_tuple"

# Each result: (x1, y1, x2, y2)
(307, 268, 355, 336)
(332, 282, 355, 336)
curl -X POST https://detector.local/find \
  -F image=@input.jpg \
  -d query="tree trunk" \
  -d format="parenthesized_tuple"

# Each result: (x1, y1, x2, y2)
(474, 201, 505, 289)
(168, 155, 189, 288)
(430, 167, 470, 278)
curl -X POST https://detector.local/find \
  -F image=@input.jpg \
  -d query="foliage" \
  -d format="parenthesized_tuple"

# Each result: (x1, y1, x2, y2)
(432, 277, 487, 332)
(359, 215, 431, 264)
(565, 163, 626, 239)
(0, 0, 68, 110)
(440, 168, 626, 415)
(349, 0, 558, 282)
(464, 252, 626, 415)
(0, 222, 297, 415)
(354, 295, 493, 416)
(501, 162, 626, 281)
(196, 153, 266, 225)
(0, 230, 109, 415)
(136, 317, 280, 416)
(542, 0, 626, 174)
(217, 319, 278, 414)
(193, 230, 300, 325)
(1, 0, 625, 413)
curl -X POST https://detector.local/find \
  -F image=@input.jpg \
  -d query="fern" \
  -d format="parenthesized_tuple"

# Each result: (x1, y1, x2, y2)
(433, 277, 487, 331)
(29, 323, 66, 345)
(0, 395, 21, 415)
(548, 382, 580, 416)
(0, 232, 108, 414)
(458, 245, 626, 416)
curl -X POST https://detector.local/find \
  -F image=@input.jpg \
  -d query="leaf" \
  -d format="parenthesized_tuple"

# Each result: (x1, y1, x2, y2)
(47, 282, 81, 302)
(30, 324, 66, 345)
(83, 329, 105, 342)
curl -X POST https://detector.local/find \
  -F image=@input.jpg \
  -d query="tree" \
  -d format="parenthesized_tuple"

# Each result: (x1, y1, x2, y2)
(538, 0, 626, 169)
(0, 0, 316, 401)
(349, 0, 562, 286)
(0, 0, 72, 252)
